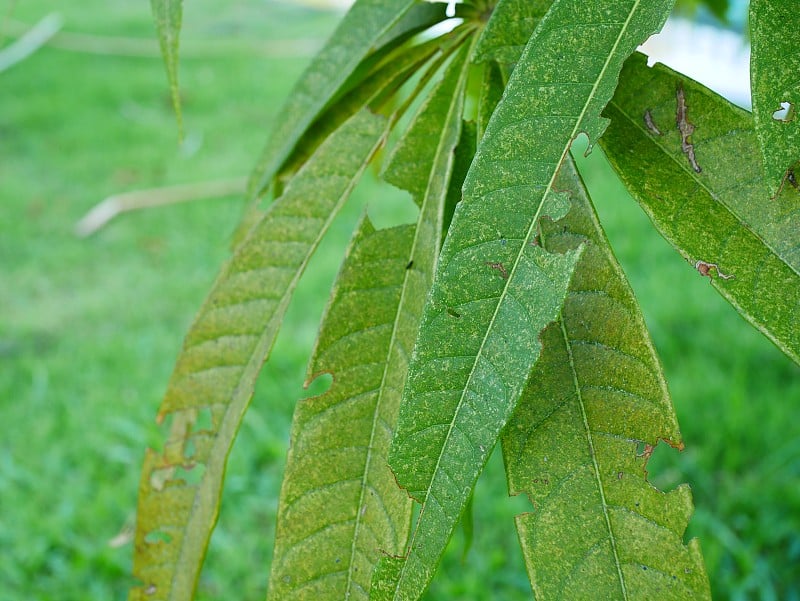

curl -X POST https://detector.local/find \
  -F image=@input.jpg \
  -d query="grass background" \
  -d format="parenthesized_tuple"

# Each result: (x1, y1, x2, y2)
(1, 1, 798, 599)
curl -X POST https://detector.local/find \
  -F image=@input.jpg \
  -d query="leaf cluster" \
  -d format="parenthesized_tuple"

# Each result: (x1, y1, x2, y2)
(133, 1, 799, 599)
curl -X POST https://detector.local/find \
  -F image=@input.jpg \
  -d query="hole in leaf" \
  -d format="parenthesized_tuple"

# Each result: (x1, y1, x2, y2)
(302, 372, 333, 398)
(184, 437, 196, 459)
(772, 101, 795, 122)
(191, 407, 213, 433)
(144, 530, 172, 544)
(149, 467, 172, 491)
(174, 463, 206, 486)
(643, 441, 684, 492)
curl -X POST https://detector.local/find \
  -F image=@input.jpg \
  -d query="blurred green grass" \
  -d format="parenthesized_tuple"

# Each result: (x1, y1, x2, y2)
(0, 2, 798, 600)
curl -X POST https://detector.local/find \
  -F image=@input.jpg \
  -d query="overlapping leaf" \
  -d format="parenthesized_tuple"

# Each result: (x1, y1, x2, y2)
(266, 220, 415, 601)
(374, 2, 674, 599)
(750, 0, 800, 196)
(503, 156, 711, 600)
(128, 110, 388, 601)
(150, 0, 183, 131)
(473, 0, 551, 64)
(265, 44, 470, 600)
(248, 0, 441, 198)
(601, 53, 800, 364)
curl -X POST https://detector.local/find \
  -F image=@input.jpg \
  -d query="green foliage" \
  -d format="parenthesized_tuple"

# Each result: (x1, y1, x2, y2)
(149, 0, 183, 132)
(749, 0, 800, 197)
(132, 0, 798, 599)
(601, 53, 800, 365)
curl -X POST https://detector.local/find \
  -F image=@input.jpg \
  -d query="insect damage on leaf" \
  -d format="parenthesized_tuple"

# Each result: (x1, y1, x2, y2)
(676, 84, 702, 173)
(694, 259, 734, 281)
(485, 260, 509, 279)
(771, 101, 795, 123)
(643, 109, 662, 135)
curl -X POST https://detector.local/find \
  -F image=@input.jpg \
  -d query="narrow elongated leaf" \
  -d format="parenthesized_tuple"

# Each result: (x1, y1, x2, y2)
(442, 120, 476, 242)
(150, 0, 183, 131)
(248, 0, 425, 198)
(267, 220, 415, 601)
(601, 53, 800, 365)
(128, 110, 388, 601)
(375, 2, 673, 599)
(277, 34, 447, 187)
(473, 0, 551, 64)
(503, 156, 711, 600)
(266, 44, 471, 600)
(750, 0, 800, 196)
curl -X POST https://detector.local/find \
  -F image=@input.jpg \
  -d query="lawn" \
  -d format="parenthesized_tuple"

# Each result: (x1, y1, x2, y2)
(1, 2, 798, 600)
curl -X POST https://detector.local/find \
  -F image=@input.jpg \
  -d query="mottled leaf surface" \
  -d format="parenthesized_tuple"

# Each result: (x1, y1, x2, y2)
(265, 44, 470, 600)
(267, 220, 415, 601)
(750, 0, 800, 196)
(248, 0, 419, 198)
(503, 157, 711, 600)
(128, 110, 388, 601)
(601, 54, 800, 364)
(473, 0, 551, 64)
(375, 2, 673, 599)
(150, 0, 183, 131)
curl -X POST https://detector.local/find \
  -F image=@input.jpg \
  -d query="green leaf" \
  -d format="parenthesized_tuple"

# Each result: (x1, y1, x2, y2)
(442, 120, 477, 243)
(266, 41, 471, 600)
(375, 2, 674, 599)
(150, 0, 183, 133)
(477, 61, 503, 143)
(128, 109, 388, 601)
(277, 34, 447, 188)
(247, 0, 429, 199)
(266, 219, 415, 601)
(473, 0, 551, 64)
(750, 0, 800, 196)
(503, 155, 711, 600)
(601, 53, 800, 365)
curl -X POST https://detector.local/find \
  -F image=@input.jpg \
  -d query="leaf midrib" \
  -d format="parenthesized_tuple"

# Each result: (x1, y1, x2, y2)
(389, 3, 644, 597)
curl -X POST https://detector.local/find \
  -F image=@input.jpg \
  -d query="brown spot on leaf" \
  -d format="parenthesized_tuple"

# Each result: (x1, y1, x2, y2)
(676, 84, 702, 173)
(485, 261, 509, 279)
(643, 109, 662, 135)
(695, 259, 734, 281)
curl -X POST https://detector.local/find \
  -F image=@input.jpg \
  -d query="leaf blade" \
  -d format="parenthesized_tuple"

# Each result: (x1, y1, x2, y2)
(150, 0, 183, 132)
(247, 0, 425, 198)
(377, 2, 674, 598)
(503, 156, 711, 600)
(750, 0, 800, 196)
(266, 219, 415, 601)
(128, 109, 388, 601)
(601, 53, 800, 365)
(473, 0, 551, 64)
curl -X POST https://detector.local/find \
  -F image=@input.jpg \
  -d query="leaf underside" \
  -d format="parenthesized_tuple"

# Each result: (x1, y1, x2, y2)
(601, 53, 800, 365)
(267, 219, 415, 601)
(266, 42, 471, 601)
(750, 0, 800, 197)
(503, 155, 711, 600)
(247, 0, 421, 199)
(375, 2, 674, 599)
(128, 110, 388, 601)
(150, 0, 183, 132)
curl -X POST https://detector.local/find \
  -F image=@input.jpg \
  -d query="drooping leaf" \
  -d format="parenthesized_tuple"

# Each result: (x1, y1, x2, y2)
(247, 0, 439, 199)
(277, 33, 448, 188)
(750, 0, 800, 196)
(503, 156, 711, 600)
(473, 0, 551, 64)
(375, 2, 674, 598)
(601, 53, 800, 365)
(128, 109, 388, 601)
(266, 219, 415, 601)
(150, 0, 183, 132)
(266, 42, 471, 599)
